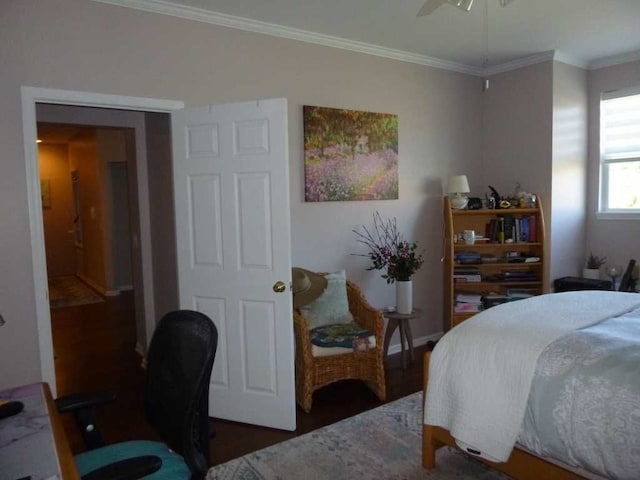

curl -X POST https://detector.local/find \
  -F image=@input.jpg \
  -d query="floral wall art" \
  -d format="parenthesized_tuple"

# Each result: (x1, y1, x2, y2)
(303, 105, 398, 202)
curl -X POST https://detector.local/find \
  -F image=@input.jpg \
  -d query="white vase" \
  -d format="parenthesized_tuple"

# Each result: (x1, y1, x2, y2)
(582, 268, 600, 280)
(396, 280, 413, 314)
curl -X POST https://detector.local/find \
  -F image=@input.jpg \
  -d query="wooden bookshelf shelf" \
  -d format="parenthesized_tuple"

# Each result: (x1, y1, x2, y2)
(454, 242, 543, 249)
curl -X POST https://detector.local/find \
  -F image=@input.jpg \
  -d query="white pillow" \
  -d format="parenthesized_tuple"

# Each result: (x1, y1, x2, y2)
(299, 270, 354, 329)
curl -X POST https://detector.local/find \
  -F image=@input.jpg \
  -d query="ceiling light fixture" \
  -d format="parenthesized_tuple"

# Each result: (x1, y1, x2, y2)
(451, 0, 474, 11)
(482, 0, 490, 91)
(36, 139, 43, 143)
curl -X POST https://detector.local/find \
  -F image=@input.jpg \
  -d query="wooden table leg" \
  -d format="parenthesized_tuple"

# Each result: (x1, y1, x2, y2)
(399, 320, 407, 370)
(404, 317, 415, 363)
(383, 317, 399, 361)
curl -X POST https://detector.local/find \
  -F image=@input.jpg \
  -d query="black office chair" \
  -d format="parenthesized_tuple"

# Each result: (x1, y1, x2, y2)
(56, 310, 218, 480)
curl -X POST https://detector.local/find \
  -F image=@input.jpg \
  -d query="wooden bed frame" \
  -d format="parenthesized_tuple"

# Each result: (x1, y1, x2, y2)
(422, 351, 588, 480)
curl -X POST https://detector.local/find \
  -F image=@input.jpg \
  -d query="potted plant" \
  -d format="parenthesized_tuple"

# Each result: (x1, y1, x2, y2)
(583, 251, 606, 280)
(354, 212, 425, 314)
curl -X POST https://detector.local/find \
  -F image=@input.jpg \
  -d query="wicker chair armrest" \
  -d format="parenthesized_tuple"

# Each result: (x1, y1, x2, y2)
(346, 280, 385, 343)
(293, 310, 313, 361)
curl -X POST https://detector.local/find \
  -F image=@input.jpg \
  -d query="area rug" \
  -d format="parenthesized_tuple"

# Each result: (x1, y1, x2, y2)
(48, 275, 104, 309)
(206, 392, 510, 479)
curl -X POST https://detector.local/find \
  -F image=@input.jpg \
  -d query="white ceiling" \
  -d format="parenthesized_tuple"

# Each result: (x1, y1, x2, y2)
(99, 0, 640, 73)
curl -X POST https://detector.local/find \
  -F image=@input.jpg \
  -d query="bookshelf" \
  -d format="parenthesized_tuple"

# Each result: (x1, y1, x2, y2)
(443, 195, 548, 330)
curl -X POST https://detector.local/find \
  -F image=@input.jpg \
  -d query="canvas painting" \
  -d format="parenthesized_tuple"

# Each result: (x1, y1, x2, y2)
(303, 106, 398, 202)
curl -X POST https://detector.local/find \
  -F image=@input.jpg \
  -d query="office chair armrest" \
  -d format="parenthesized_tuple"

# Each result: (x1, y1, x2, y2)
(81, 455, 162, 480)
(55, 391, 116, 413)
(55, 391, 116, 450)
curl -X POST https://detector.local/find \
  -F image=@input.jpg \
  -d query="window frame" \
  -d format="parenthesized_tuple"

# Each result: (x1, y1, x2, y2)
(598, 85, 640, 219)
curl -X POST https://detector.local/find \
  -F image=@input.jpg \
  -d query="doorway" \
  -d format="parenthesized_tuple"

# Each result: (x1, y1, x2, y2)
(37, 123, 139, 395)
(38, 125, 135, 296)
(22, 86, 184, 395)
(23, 88, 296, 431)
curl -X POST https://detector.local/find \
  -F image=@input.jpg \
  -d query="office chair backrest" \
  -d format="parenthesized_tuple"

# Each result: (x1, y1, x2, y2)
(145, 310, 218, 478)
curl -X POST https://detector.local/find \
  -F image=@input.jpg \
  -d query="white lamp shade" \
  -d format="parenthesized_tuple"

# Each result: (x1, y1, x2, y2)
(447, 175, 470, 194)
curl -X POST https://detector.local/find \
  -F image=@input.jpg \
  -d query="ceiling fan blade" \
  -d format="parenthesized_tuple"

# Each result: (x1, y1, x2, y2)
(417, 0, 448, 16)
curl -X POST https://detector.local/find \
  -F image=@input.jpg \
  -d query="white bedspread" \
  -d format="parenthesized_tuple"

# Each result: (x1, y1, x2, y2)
(423, 291, 640, 462)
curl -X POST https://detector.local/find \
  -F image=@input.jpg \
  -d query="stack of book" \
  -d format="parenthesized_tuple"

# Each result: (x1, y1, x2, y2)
(454, 292, 483, 313)
(506, 288, 537, 300)
(455, 251, 481, 264)
(502, 269, 538, 282)
(482, 293, 510, 309)
(453, 266, 482, 283)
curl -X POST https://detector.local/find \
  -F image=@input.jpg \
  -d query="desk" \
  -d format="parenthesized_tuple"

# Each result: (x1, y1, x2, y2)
(382, 308, 421, 370)
(0, 382, 79, 480)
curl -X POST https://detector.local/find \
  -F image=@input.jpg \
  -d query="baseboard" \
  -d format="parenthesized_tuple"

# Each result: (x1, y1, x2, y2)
(386, 331, 443, 356)
(75, 273, 125, 296)
(76, 273, 108, 296)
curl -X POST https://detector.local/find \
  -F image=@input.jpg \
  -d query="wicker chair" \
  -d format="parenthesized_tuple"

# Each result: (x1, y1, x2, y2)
(293, 278, 387, 412)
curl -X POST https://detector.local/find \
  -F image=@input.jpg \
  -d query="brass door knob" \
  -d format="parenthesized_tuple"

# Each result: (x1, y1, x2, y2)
(272, 281, 286, 293)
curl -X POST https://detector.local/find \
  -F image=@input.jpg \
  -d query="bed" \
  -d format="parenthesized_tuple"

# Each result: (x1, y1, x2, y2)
(422, 290, 640, 480)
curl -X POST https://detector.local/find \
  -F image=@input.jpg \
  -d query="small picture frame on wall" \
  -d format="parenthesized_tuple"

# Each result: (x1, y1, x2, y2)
(41, 179, 51, 208)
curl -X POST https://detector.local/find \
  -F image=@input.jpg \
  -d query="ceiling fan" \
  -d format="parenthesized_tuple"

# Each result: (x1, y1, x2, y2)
(418, 0, 516, 16)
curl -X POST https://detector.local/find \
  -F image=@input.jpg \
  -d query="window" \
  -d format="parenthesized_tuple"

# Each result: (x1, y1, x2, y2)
(599, 87, 640, 215)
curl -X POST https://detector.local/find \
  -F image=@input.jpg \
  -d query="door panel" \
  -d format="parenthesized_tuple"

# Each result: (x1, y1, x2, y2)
(172, 99, 294, 430)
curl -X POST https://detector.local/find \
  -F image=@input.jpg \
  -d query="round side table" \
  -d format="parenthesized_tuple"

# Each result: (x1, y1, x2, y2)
(382, 308, 421, 370)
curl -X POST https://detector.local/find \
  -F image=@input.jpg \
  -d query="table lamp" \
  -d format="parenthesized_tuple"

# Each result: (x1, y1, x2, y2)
(447, 175, 470, 209)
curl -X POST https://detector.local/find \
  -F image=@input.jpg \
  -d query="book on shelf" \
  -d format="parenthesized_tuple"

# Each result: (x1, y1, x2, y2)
(455, 251, 482, 264)
(455, 292, 483, 303)
(453, 266, 482, 282)
(506, 287, 539, 296)
(454, 291, 483, 313)
(503, 269, 537, 279)
(484, 214, 538, 243)
(482, 293, 509, 309)
(454, 275, 482, 283)
(454, 266, 481, 274)
(454, 302, 482, 313)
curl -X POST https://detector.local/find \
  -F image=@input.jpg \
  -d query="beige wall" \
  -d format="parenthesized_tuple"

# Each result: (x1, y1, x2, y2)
(482, 62, 554, 206)
(0, 0, 483, 388)
(145, 112, 179, 320)
(69, 134, 111, 292)
(4, 0, 628, 390)
(96, 128, 134, 293)
(38, 143, 76, 277)
(482, 61, 554, 288)
(587, 60, 640, 276)
(550, 62, 588, 283)
(482, 61, 592, 289)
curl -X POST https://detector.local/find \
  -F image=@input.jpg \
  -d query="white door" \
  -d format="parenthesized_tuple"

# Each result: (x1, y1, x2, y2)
(171, 99, 295, 430)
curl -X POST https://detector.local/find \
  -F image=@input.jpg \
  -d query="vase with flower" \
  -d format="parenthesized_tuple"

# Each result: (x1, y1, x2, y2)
(354, 212, 425, 314)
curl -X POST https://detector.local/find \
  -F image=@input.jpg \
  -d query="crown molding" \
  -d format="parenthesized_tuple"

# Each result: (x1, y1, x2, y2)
(553, 51, 588, 70)
(485, 51, 557, 75)
(588, 49, 640, 71)
(92, 0, 483, 75)
(95, 0, 634, 77)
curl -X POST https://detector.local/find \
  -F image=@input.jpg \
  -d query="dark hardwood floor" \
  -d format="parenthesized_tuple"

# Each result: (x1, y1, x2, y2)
(51, 290, 427, 467)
